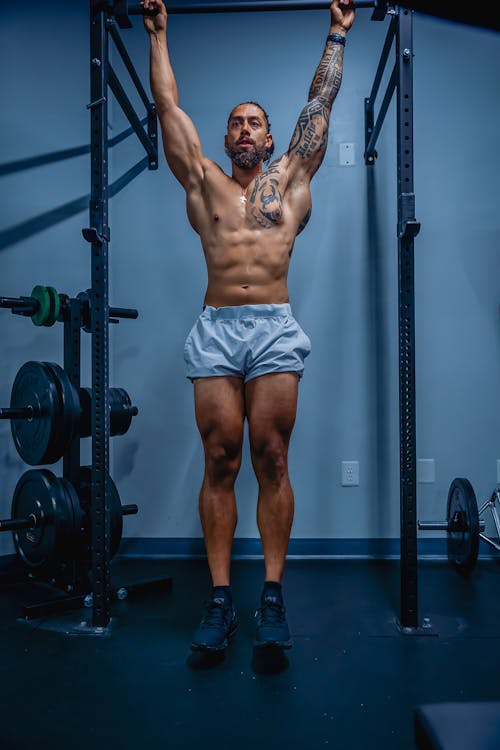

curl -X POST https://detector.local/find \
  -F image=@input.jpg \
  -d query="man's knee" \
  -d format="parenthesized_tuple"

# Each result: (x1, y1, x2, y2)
(251, 435, 289, 485)
(204, 438, 242, 486)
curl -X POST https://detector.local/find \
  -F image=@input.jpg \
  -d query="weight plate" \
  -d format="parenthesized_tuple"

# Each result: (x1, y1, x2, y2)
(10, 362, 63, 465)
(79, 387, 135, 438)
(44, 286, 60, 327)
(79, 388, 92, 438)
(59, 477, 86, 561)
(43, 362, 80, 454)
(109, 388, 133, 436)
(78, 467, 123, 560)
(447, 477, 480, 573)
(11, 470, 75, 568)
(30, 285, 51, 326)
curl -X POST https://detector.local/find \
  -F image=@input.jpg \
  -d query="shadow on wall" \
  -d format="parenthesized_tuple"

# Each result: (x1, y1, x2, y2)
(0, 122, 149, 252)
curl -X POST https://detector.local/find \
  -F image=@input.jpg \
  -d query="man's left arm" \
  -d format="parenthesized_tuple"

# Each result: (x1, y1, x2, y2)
(286, 0, 355, 181)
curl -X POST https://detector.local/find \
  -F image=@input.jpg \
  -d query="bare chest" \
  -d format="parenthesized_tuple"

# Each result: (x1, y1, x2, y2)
(187, 159, 311, 242)
(206, 170, 289, 232)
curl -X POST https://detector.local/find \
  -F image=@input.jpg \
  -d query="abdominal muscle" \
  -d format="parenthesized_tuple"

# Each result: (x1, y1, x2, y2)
(200, 233, 294, 308)
(187, 160, 308, 308)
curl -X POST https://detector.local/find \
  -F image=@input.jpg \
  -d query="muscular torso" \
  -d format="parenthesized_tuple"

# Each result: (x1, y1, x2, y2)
(186, 155, 312, 307)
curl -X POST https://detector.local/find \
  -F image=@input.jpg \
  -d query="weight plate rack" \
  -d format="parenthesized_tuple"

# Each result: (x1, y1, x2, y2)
(0, 2, 171, 629)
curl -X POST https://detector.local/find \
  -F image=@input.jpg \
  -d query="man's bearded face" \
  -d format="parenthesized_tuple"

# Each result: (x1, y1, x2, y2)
(225, 104, 274, 169)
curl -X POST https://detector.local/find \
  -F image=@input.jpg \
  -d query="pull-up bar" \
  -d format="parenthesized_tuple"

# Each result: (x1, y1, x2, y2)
(134, 0, 381, 11)
(114, 0, 500, 30)
(113, 0, 386, 28)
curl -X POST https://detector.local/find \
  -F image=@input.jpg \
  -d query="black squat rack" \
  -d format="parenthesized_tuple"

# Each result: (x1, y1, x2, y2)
(0, 0, 171, 631)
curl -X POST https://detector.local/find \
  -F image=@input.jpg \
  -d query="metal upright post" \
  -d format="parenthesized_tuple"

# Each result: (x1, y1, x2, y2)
(63, 298, 82, 488)
(395, 7, 420, 630)
(88, 1, 112, 629)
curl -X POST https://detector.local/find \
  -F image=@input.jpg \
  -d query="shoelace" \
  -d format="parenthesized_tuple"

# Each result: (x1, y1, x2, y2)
(256, 599, 285, 625)
(201, 600, 231, 629)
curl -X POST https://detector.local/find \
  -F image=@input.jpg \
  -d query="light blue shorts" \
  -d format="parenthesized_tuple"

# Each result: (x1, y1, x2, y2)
(184, 303, 311, 383)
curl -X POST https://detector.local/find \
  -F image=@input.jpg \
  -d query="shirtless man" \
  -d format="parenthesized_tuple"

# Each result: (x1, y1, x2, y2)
(143, 0, 355, 652)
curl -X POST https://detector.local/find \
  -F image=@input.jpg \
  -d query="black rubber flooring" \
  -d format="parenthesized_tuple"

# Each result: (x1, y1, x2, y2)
(1, 557, 499, 749)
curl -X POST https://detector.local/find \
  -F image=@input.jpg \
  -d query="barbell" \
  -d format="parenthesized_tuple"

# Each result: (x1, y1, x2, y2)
(418, 478, 496, 574)
(0, 285, 138, 328)
(0, 361, 138, 465)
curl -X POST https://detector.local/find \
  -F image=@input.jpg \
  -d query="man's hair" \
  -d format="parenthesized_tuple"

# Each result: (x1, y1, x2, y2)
(227, 101, 272, 133)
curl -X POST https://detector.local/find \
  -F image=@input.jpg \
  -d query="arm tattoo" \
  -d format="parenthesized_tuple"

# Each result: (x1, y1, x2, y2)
(288, 97, 330, 159)
(288, 39, 344, 162)
(309, 39, 344, 102)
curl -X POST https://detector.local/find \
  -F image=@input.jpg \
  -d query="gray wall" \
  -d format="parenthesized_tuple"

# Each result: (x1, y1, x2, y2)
(1, 2, 499, 556)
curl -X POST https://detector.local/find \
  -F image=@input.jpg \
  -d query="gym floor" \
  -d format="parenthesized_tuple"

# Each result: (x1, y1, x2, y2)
(1, 556, 499, 749)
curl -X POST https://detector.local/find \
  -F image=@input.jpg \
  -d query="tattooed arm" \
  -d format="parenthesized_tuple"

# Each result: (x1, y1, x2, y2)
(287, 0, 355, 181)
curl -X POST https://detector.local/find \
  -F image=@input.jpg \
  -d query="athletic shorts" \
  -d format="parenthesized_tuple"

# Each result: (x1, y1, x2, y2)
(184, 303, 311, 383)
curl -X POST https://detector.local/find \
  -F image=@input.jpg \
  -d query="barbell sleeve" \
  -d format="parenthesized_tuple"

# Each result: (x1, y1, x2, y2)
(0, 297, 38, 313)
(109, 306, 138, 319)
(0, 515, 37, 532)
(418, 520, 485, 532)
(122, 504, 139, 515)
(0, 406, 35, 420)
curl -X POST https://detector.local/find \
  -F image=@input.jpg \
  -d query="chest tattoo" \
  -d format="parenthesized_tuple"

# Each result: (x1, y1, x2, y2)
(248, 157, 285, 229)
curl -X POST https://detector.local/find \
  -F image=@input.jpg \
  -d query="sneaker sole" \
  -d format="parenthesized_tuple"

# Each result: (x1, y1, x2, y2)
(190, 622, 238, 653)
(254, 638, 293, 650)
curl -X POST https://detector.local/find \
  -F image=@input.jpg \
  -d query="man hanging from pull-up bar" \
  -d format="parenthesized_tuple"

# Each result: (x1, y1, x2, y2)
(142, 0, 355, 652)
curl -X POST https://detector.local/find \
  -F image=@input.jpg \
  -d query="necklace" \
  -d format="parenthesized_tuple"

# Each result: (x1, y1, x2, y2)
(238, 183, 248, 205)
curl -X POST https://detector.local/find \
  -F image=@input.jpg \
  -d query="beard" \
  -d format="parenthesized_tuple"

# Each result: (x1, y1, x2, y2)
(225, 140, 274, 169)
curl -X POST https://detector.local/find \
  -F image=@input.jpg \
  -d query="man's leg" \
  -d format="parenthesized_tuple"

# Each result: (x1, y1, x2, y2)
(190, 376, 245, 651)
(245, 372, 298, 648)
(245, 372, 299, 582)
(194, 376, 245, 586)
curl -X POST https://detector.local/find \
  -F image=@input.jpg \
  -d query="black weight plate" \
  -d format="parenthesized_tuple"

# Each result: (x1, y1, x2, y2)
(109, 388, 133, 436)
(10, 362, 62, 465)
(447, 477, 480, 573)
(79, 387, 92, 438)
(11, 469, 72, 568)
(78, 467, 123, 560)
(43, 363, 80, 453)
(59, 477, 86, 561)
(79, 388, 134, 438)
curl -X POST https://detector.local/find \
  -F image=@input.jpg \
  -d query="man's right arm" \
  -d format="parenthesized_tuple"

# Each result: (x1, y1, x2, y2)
(143, 0, 204, 190)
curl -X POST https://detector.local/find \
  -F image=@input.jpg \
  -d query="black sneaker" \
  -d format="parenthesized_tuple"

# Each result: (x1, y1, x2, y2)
(254, 593, 293, 649)
(190, 596, 237, 652)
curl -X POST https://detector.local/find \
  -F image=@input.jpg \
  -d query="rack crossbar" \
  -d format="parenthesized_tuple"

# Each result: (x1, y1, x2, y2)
(108, 22, 155, 114)
(108, 64, 156, 160)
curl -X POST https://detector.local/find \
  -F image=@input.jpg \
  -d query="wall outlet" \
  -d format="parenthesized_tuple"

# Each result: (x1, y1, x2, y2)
(339, 142, 356, 166)
(417, 459, 435, 484)
(342, 461, 359, 486)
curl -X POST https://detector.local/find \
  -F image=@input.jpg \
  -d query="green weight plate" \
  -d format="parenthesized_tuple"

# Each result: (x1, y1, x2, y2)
(44, 287, 60, 327)
(447, 477, 480, 574)
(43, 363, 80, 455)
(30, 285, 51, 326)
(78, 467, 123, 560)
(10, 362, 63, 465)
(11, 469, 75, 568)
